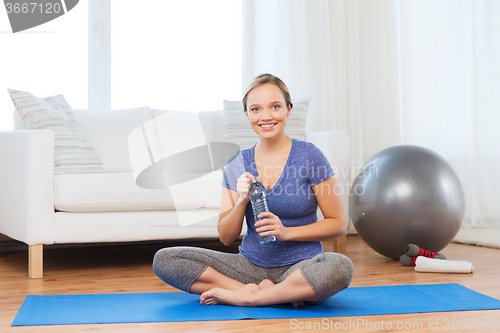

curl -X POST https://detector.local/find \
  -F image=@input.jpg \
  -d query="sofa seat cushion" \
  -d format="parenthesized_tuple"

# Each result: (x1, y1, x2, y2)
(54, 173, 210, 212)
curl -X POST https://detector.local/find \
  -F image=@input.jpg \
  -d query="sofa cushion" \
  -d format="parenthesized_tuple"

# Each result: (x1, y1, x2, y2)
(151, 109, 224, 143)
(150, 109, 232, 176)
(8, 89, 104, 174)
(54, 173, 207, 212)
(74, 107, 153, 173)
(150, 110, 207, 174)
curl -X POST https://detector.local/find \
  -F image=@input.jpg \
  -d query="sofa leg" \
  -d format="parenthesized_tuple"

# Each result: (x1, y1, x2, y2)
(28, 244, 43, 279)
(333, 233, 347, 255)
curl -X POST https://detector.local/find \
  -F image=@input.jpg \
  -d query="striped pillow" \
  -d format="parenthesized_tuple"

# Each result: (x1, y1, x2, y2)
(221, 97, 310, 162)
(8, 89, 104, 174)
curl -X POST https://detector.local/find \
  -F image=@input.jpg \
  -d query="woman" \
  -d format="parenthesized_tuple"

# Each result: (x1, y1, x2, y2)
(153, 74, 353, 307)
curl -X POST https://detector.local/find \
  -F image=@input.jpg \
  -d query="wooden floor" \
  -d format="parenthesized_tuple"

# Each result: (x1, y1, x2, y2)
(1, 235, 499, 332)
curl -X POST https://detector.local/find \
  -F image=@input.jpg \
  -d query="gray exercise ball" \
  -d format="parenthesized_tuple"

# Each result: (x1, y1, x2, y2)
(349, 145, 465, 260)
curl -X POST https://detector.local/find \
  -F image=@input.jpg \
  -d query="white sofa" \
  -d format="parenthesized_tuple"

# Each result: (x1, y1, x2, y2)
(0, 107, 350, 278)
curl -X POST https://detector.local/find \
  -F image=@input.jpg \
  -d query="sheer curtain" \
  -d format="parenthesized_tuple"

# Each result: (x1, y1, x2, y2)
(396, 0, 500, 228)
(243, 0, 500, 230)
(243, 0, 404, 180)
(243, 0, 366, 186)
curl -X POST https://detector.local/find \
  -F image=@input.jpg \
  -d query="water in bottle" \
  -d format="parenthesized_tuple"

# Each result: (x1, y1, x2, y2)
(249, 181, 276, 244)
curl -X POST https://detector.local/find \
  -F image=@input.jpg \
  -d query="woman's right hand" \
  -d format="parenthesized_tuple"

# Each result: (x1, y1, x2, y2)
(236, 172, 261, 202)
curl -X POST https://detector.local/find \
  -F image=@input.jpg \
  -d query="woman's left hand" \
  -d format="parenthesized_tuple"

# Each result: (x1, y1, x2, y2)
(254, 212, 288, 241)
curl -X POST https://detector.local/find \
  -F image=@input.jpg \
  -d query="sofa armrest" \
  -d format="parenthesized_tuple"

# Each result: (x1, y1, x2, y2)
(0, 130, 55, 245)
(305, 131, 351, 230)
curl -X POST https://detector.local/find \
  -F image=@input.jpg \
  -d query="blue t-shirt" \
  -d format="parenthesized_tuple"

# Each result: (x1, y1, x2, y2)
(221, 138, 334, 267)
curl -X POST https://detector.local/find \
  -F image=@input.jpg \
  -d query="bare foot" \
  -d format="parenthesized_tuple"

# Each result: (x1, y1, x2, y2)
(200, 283, 261, 306)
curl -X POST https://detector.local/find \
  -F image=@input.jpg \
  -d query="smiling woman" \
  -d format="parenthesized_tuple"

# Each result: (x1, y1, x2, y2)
(152, 73, 353, 308)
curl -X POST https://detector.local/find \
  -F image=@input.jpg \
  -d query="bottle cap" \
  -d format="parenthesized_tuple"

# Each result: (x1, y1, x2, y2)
(250, 180, 259, 187)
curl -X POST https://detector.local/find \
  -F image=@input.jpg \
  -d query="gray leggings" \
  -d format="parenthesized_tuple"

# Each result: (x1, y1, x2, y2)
(152, 246, 354, 302)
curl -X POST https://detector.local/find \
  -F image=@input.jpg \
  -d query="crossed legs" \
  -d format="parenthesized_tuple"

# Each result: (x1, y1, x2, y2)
(153, 247, 353, 307)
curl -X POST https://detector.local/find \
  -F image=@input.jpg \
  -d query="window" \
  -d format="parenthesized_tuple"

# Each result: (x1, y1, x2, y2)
(0, 2, 88, 130)
(110, 0, 242, 111)
(0, 0, 242, 132)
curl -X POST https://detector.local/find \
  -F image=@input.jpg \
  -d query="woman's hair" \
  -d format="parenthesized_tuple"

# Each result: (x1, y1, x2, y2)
(242, 73, 293, 112)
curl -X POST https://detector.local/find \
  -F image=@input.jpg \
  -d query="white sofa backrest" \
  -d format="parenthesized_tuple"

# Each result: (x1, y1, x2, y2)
(14, 108, 225, 174)
(13, 109, 26, 130)
(74, 107, 153, 173)
(149, 109, 224, 143)
(197, 109, 224, 142)
(140, 109, 224, 176)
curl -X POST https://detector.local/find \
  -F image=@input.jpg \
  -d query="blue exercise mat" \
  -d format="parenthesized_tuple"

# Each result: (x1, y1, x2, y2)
(12, 283, 500, 326)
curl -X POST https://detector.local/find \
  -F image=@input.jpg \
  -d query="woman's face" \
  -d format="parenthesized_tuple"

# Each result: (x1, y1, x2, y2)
(245, 83, 291, 139)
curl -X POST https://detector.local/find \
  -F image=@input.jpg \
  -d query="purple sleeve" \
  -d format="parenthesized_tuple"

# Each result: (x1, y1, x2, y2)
(307, 143, 334, 187)
(221, 151, 246, 192)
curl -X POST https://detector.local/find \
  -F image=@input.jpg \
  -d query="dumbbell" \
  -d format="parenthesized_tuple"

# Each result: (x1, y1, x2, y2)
(400, 244, 446, 266)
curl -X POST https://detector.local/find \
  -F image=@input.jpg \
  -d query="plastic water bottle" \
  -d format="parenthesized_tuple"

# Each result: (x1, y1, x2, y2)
(249, 181, 276, 244)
